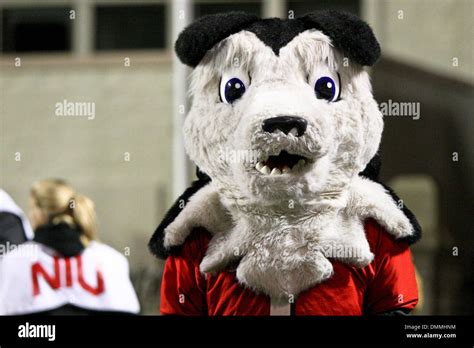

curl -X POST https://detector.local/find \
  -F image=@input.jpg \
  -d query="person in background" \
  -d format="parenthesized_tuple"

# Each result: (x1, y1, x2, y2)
(0, 179, 140, 315)
(0, 189, 34, 250)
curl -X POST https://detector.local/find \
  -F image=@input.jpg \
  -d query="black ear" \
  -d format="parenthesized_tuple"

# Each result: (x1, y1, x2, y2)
(175, 12, 260, 67)
(300, 10, 381, 66)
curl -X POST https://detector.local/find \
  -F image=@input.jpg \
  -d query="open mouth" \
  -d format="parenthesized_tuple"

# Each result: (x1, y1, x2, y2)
(255, 150, 308, 175)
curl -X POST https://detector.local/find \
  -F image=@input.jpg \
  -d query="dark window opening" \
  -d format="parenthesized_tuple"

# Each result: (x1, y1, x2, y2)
(2, 7, 72, 53)
(95, 5, 166, 50)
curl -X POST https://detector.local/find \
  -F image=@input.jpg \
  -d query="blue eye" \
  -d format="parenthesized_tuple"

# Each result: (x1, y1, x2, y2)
(314, 75, 340, 102)
(220, 77, 246, 104)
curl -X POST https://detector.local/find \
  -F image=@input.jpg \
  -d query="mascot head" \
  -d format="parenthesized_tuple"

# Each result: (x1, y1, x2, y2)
(149, 12, 421, 299)
(178, 10, 383, 207)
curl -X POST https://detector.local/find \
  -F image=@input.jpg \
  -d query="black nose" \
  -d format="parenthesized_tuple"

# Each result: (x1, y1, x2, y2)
(262, 116, 307, 137)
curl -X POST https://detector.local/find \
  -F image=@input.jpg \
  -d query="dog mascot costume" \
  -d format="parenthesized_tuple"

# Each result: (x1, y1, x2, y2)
(149, 10, 421, 316)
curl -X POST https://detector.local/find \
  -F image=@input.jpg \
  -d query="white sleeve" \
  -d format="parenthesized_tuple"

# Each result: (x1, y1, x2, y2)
(0, 260, 6, 315)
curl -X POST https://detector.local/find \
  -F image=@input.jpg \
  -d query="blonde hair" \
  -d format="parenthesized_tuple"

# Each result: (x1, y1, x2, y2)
(31, 179, 97, 241)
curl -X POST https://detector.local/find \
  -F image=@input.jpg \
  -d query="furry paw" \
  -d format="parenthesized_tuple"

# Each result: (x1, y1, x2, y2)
(163, 222, 190, 248)
(200, 250, 237, 274)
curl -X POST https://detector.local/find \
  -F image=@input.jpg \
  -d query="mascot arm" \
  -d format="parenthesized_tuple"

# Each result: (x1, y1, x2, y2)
(149, 157, 422, 259)
(148, 168, 211, 259)
(152, 159, 422, 316)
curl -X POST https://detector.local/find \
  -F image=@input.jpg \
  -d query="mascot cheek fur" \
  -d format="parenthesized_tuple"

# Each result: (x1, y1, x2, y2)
(150, 10, 421, 307)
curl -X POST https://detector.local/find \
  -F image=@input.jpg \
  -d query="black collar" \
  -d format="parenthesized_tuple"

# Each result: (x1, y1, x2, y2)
(34, 223, 85, 257)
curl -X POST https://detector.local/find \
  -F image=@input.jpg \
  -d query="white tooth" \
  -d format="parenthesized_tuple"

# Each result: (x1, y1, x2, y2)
(261, 165, 271, 175)
(282, 166, 290, 173)
(289, 128, 298, 136)
(298, 159, 306, 166)
(270, 168, 282, 175)
(256, 162, 264, 171)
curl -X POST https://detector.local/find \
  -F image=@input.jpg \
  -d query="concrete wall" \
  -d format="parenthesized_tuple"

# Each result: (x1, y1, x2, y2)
(363, 0, 473, 83)
(0, 53, 173, 275)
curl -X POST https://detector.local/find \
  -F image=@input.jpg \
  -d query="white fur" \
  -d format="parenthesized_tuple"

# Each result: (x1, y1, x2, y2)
(347, 177, 414, 238)
(163, 182, 232, 248)
(164, 176, 413, 303)
(167, 30, 411, 304)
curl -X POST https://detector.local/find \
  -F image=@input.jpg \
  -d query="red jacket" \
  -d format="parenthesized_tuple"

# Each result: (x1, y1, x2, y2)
(160, 219, 418, 315)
